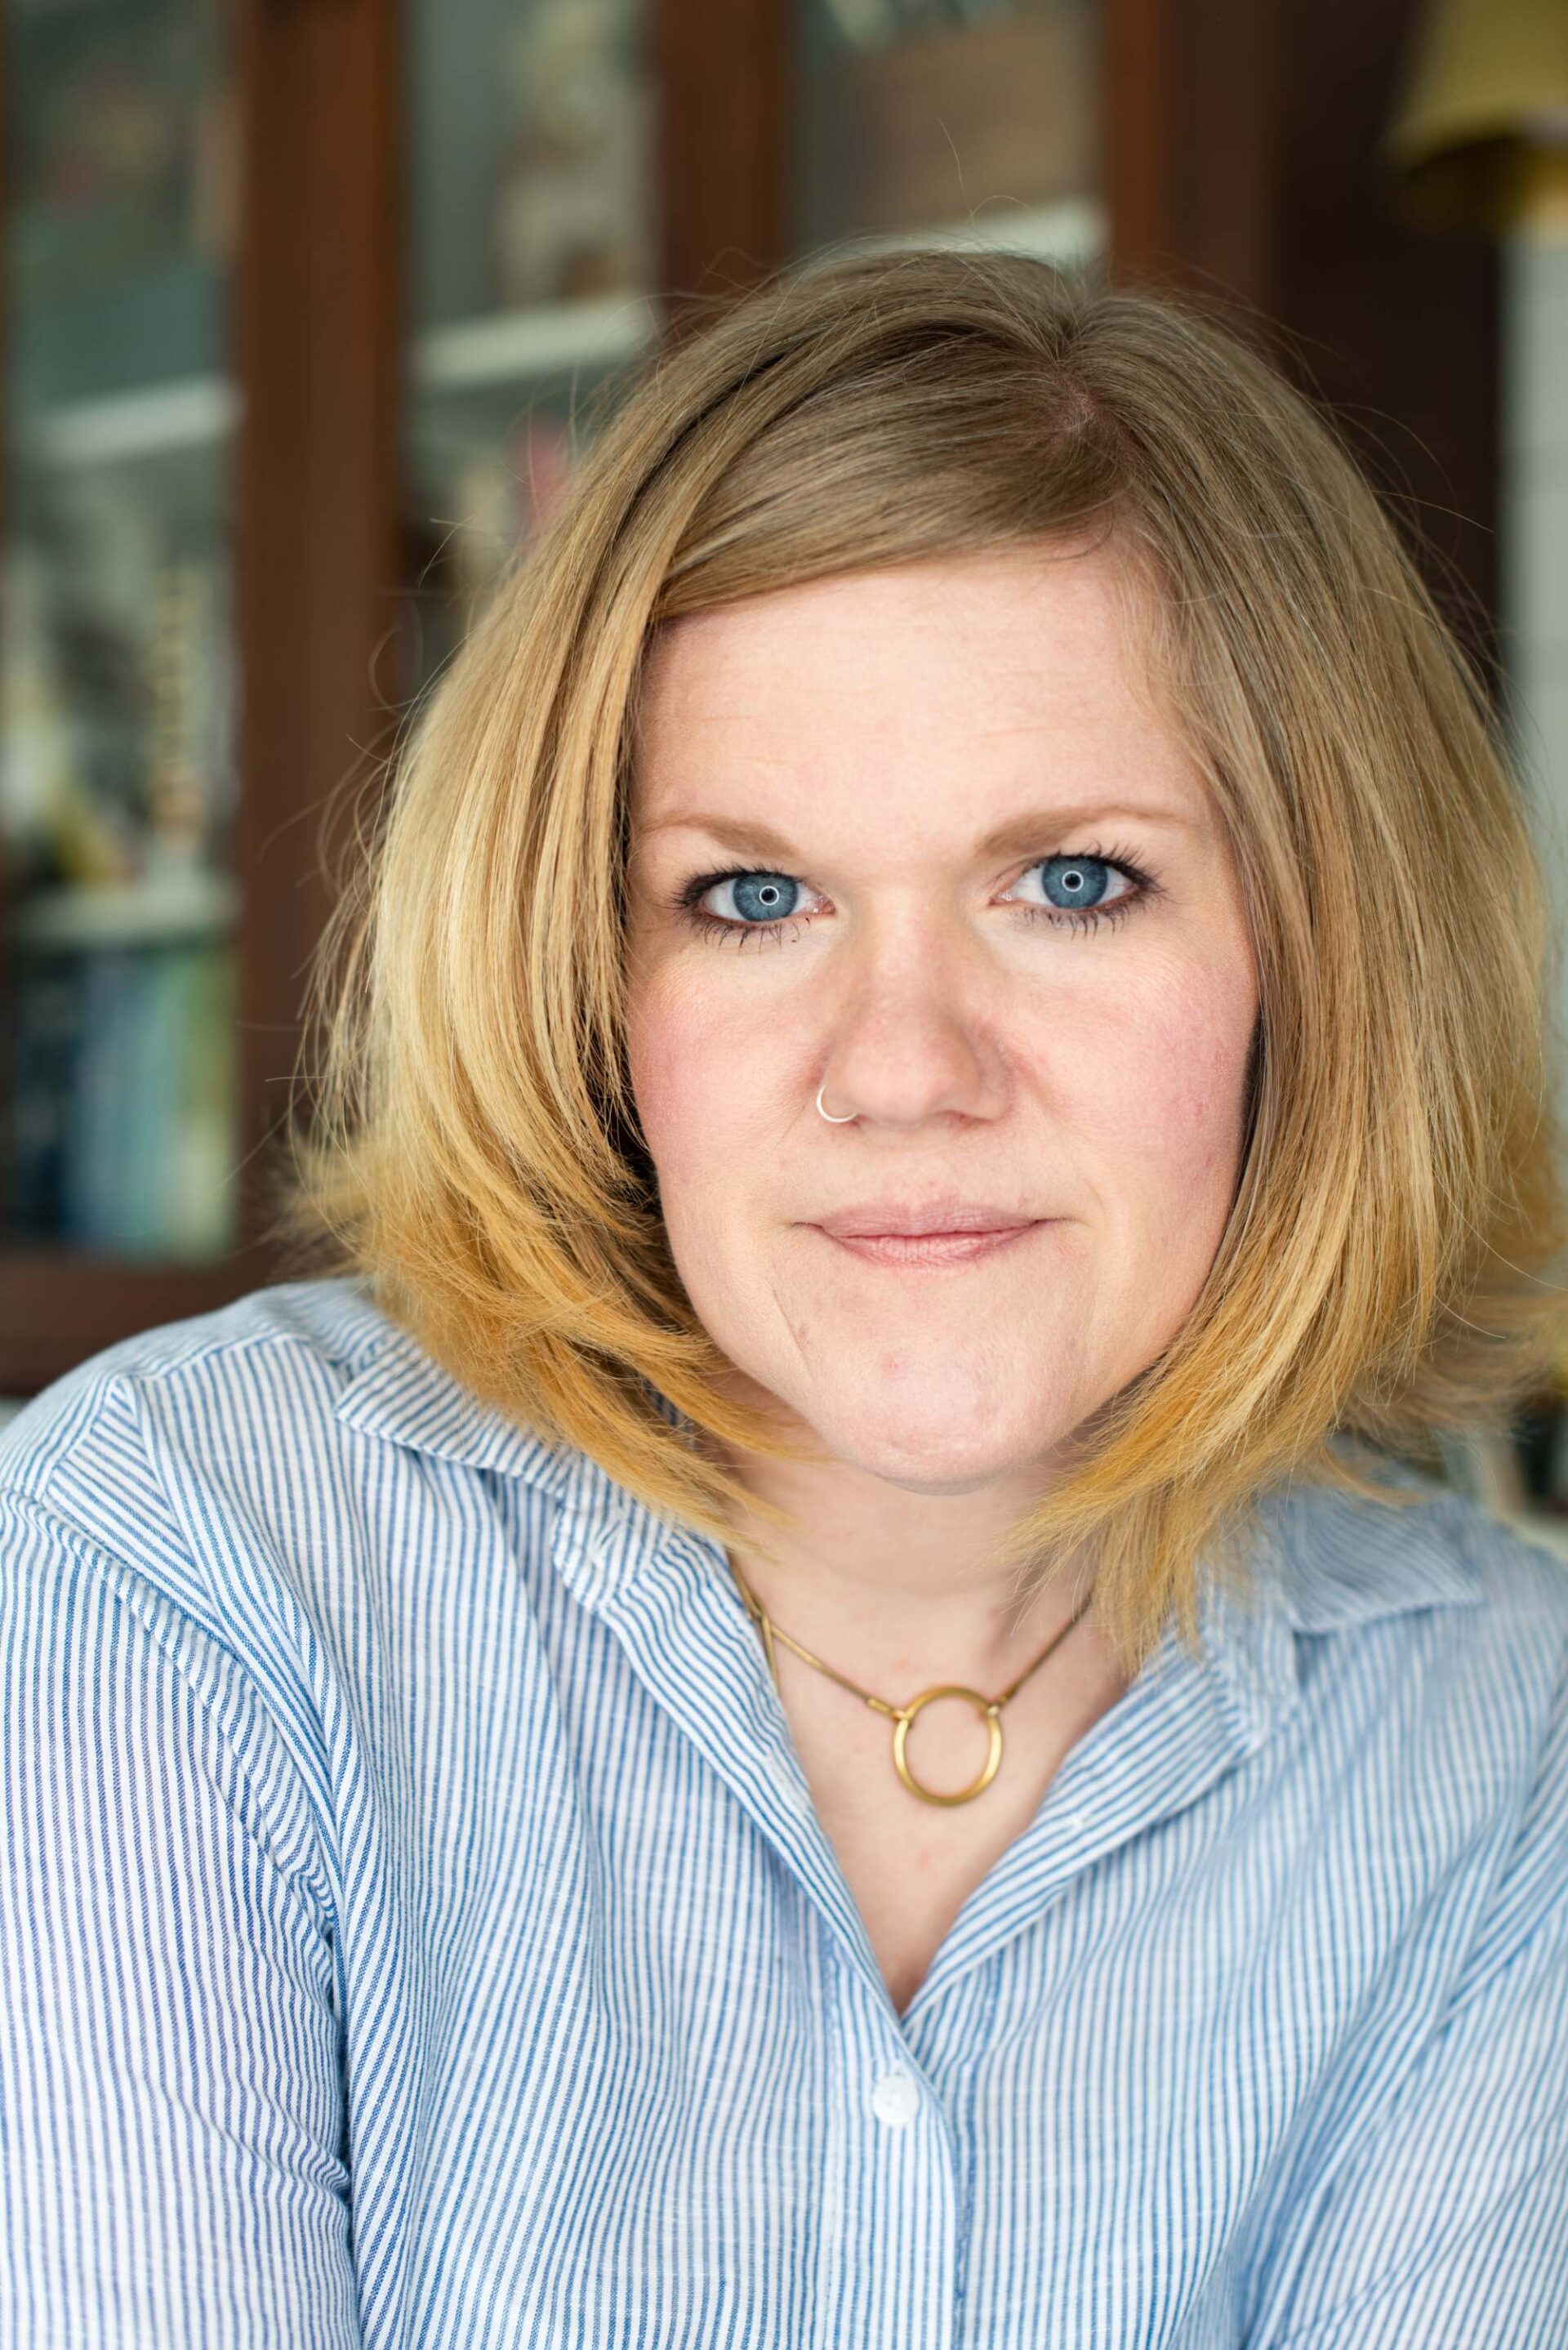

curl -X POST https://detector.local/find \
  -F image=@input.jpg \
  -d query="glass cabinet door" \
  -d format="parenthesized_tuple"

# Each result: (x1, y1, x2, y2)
(793, 0, 1103, 271)
(403, 0, 660, 688)
(0, 0, 240, 1261)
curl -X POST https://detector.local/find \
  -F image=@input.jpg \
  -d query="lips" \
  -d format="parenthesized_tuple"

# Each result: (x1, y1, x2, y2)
(813, 1200, 1040, 1239)
(817, 1223, 1045, 1269)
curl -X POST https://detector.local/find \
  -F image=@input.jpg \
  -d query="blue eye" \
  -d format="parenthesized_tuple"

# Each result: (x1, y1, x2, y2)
(1031, 854, 1127, 915)
(724, 873, 801, 924)
(675, 868, 817, 948)
(675, 844, 1157, 949)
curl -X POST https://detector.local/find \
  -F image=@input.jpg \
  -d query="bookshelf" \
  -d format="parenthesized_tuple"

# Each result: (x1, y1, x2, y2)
(0, 0, 1518, 1430)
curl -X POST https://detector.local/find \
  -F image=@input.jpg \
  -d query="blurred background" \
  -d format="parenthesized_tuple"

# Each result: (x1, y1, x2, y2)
(0, 0, 1565, 1536)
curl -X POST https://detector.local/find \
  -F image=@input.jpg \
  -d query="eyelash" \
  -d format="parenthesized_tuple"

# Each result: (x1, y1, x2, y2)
(673, 842, 1160, 951)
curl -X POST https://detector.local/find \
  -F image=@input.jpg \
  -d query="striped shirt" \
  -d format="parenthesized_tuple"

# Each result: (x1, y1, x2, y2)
(2, 1273, 1566, 2348)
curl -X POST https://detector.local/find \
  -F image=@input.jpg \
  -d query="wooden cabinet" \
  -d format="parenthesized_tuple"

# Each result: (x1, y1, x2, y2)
(0, 0, 1496, 1394)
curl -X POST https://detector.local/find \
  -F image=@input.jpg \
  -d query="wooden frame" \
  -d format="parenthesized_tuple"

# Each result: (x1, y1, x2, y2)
(230, 0, 403, 1266)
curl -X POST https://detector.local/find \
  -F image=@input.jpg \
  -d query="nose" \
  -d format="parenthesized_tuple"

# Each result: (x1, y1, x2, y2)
(814, 925, 1008, 1130)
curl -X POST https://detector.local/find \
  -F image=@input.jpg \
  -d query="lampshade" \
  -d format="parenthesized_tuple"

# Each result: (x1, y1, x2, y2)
(1384, 0, 1568, 236)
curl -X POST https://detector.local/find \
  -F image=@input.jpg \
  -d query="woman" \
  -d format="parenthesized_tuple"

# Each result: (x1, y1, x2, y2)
(3, 249, 1566, 2347)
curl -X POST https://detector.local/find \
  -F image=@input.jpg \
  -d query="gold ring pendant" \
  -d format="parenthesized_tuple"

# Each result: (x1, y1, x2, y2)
(891, 1685, 1004, 1807)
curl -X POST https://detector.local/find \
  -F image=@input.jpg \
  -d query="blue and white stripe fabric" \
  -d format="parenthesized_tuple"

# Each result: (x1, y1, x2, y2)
(2, 1273, 1566, 2348)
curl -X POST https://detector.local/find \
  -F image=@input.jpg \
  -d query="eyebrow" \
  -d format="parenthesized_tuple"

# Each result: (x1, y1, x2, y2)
(639, 801, 1198, 861)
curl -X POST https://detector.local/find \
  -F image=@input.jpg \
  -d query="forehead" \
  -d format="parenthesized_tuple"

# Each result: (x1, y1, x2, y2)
(631, 541, 1198, 832)
(640, 541, 1145, 710)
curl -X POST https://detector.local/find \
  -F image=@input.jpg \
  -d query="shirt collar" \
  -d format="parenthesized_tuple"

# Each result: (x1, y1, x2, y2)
(332, 1313, 1483, 1753)
(332, 1310, 581, 1495)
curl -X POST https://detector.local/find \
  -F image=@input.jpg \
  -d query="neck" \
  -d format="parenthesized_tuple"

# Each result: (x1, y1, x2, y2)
(717, 1446, 1096, 1697)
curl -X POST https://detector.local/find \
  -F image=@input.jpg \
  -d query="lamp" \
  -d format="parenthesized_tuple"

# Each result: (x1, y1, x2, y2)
(1384, 0, 1568, 236)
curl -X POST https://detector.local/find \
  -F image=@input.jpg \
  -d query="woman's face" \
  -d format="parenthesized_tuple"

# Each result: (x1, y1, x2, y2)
(625, 540, 1259, 1496)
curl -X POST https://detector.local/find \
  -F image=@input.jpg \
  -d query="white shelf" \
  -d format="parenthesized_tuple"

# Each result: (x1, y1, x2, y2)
(11, 867, 239, 950)
(412, 291, 660, 395)
(29, 377, 240, 470)
(25, 291, 662, 473)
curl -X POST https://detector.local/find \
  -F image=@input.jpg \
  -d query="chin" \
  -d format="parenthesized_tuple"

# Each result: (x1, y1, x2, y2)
(816, 1409, 1064, 1494)
(713, 1351, 1080, 1485)
(869, 1464, 1029, 1499)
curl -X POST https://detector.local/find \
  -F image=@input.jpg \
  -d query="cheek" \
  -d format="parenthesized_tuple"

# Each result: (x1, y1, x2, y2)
(623, 988, 688, 1163)
(625, 975, 783, 1318)
(1051, 959, 1256, 1183)
(625, 970, 773, 1169)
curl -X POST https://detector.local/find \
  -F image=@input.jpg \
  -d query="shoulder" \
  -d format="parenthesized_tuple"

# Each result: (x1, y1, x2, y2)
(0, 1278, 398, 1920)
(0, 1273, 394, 1507)
(1269, 1472, 1568, 1892)
(0, 1276, 413, 1697)
(1274, 1467, 1568, 1648)
(0, 1272, 576, 1670)
(0, 1269, 399, 1506)
(1238, 1487, 1568, 2345)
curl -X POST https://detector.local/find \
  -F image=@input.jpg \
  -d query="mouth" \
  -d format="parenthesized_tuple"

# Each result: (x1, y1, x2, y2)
(811, 1222, 1049, 1269)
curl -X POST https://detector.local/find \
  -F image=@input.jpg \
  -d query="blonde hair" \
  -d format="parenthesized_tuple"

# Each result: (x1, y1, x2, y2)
(276, 246, 1568, 1679)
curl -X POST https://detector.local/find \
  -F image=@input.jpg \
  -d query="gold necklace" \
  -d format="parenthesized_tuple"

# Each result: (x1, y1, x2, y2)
(726, 1553, 1096, 1808)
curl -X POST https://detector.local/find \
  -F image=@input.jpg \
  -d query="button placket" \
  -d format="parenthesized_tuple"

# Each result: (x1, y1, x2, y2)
(817, 1941, 958, 2350)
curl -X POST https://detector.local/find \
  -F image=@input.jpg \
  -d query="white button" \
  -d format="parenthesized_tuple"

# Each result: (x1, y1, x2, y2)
(1062, 1808, 1090, 1831)
(871, 2068, 921, 2129)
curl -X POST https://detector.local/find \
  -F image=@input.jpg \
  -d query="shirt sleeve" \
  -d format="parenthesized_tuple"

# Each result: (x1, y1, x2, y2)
(1245, 1644, 1568, 2350)
(1, 1487, 361, 2348)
